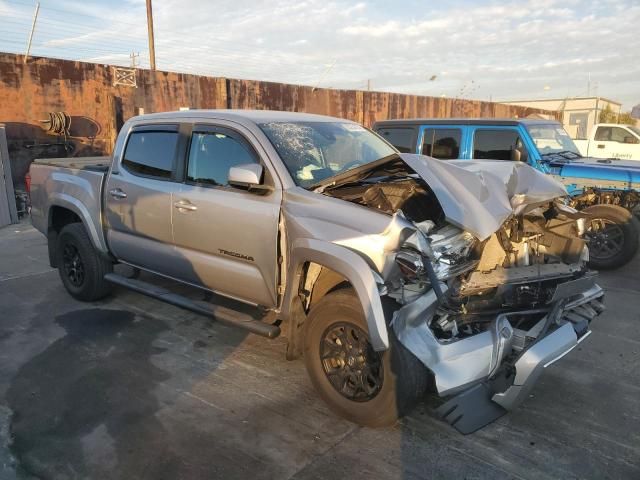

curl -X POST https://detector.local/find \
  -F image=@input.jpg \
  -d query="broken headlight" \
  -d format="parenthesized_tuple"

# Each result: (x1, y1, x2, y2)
(429, 227, 478, 280)
(395, 249, 425, 281)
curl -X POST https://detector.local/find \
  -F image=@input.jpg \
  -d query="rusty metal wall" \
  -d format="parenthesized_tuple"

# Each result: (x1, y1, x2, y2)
(0, 53, 558, 186)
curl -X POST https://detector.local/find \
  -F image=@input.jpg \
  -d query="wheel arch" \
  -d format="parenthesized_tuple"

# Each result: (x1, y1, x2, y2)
(46, 196, 107, 267)
(281, 238, 389, 360)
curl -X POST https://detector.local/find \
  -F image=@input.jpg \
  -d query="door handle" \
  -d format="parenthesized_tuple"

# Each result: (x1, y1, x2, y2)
(109, 188, 127, 199)
(597, 144, 605, 149)
(173, 200, 197, 212)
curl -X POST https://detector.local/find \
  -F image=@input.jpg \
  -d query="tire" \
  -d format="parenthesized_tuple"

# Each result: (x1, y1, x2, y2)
(303, 289, 429, 427)
(582, 204, 640, 270)
(55, 223, 113, 301)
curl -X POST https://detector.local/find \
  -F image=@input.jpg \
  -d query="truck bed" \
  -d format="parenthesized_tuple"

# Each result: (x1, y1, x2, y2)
(33, 156, 111, 172)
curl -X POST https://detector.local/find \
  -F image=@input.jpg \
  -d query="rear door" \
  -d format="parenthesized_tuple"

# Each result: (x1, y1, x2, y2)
(104, 124, 187, 278)
(171, 122, 282, 307)
(419, 127, 463, 159)
(375, 126, 418, 153)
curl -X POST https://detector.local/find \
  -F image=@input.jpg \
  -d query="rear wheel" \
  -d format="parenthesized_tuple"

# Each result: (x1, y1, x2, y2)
(583, 204, 639, 270)
(55, 223, 113, 301)
(303, 289, 428, 427)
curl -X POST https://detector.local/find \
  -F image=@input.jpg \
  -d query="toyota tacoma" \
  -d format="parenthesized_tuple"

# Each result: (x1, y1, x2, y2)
(29, 110, 605, 433)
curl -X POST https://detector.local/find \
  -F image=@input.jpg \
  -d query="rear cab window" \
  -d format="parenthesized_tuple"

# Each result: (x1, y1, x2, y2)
(122, 127, 179, 179)
(421, 128, 462, 159)
(472, 129, 523, 160)
(375, 127, 417, 153)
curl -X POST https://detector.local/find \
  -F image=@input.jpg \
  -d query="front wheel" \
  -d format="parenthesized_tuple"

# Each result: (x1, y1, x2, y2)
(303, 289, 429, 427)
(583, 204, 640, 270)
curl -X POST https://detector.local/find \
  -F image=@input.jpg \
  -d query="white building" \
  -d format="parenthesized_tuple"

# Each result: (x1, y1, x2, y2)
(502, 97, 622, 139)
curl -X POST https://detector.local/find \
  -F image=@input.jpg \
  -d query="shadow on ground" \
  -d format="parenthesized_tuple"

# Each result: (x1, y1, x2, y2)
(7, 308, 181, 479)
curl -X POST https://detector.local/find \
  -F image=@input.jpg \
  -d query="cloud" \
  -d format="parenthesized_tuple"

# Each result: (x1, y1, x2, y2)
(3, 0, 638, 108)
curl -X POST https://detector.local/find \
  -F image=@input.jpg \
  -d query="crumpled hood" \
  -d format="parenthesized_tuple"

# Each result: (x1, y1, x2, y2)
(400, 154, 568, 241)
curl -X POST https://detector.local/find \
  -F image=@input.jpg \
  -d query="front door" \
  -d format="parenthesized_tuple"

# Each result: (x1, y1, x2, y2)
(471, 127, 526, 162)
(171, 123, 282, 307)
(104, 124, 185, 278)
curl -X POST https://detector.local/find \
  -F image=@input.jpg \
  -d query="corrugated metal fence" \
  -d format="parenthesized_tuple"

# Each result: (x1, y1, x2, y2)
(0, 53, 558, 186)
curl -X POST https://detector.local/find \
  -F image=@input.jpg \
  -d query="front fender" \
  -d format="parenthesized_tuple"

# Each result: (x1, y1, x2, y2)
(285, 238, 389, 351)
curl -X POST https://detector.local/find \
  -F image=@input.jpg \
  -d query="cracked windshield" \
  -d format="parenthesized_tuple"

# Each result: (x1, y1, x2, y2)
(260, 121, 396, 187)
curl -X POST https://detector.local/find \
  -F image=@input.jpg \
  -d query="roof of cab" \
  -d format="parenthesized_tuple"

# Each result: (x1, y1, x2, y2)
(372, 118, 561, 127)
(129, 109, 351, 125)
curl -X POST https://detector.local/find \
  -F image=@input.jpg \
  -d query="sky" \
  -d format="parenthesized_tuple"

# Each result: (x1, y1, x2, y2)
(1, 0, 639, 108)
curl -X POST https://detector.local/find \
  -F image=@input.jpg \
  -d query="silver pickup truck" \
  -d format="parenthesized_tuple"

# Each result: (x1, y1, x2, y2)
(29, 110, 605, 433)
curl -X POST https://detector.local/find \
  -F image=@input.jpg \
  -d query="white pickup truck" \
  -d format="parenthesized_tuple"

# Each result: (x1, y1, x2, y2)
(574, 123, 640, 160)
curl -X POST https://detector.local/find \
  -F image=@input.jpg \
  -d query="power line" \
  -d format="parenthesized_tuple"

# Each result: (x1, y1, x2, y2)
(2, 27, 147, 52)
(3, 0, 143, 28)
(0, 2, 337, 86)
(2, 16, 316, 67)
(4, 19, 146, 40)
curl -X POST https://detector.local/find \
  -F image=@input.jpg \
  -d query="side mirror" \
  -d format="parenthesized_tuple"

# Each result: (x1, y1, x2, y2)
(228, 164, 272, 193)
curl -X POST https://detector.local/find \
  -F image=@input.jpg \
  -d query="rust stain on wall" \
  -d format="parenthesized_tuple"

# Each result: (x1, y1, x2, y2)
(0, 53, 558, 186)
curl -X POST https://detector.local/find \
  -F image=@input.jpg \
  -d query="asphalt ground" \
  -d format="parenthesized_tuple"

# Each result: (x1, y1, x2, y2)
(1, 221, 639, 479)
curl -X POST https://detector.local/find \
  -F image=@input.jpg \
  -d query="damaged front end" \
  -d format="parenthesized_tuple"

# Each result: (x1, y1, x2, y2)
(390, 209, 604, 434)
(323, 155, 605, 433)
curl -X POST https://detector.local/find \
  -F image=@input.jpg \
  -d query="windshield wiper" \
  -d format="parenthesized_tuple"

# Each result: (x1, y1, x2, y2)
(308, 153, 401, 192)
(541, 150, 582, 161)
(319, 172, 412, 193)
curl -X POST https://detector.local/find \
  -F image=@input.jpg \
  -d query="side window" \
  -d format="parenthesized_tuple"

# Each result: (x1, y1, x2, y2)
(187, 131, 258, 187)
(421, 128, 462, 159)
(594, 127, 610, 141)
(610, 127, 639, 144)
(122, 131, 178, 179)
(376, 127, 415, 153)
(473, 129, 521, 160)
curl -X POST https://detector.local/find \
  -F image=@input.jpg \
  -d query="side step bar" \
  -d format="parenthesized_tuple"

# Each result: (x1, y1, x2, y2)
(104, 273, 281, 339)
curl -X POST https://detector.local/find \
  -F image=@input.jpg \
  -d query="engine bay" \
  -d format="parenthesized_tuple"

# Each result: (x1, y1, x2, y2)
(323, 159, 595, 345)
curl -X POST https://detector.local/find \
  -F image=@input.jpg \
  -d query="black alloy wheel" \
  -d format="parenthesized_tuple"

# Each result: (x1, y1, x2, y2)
(62, 243, 85, 287)
(303, 289, 430, 427)
(581, 204, 640, 270)
(320, 322, 384, 402)
(586, 218, 625, 261)
(55, 223, 113, 301)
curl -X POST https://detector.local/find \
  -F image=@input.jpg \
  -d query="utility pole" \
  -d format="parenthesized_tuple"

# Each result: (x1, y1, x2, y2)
(146, 0, 156, 70)
(367, 79, 371, 91)
(24, 2, 40, 64)
(130, 52, 140, 68)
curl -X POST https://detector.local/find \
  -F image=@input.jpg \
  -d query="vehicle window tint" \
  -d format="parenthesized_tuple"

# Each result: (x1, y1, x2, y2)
(594, 127, 610, 141)
(610, 127, 638, 144)
(376, 128, 415, 153)
(123, 131, 178, 179)
(187, 131, 257, 187)
(473, 129, 521, 160)
(422, 128, 461, 159)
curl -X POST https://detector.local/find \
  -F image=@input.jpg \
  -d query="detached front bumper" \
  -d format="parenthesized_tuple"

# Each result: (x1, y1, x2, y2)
(435, 282, 604, 434)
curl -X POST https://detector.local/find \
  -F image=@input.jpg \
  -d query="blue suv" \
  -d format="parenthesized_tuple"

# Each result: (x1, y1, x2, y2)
(373, 118, 640, 269)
